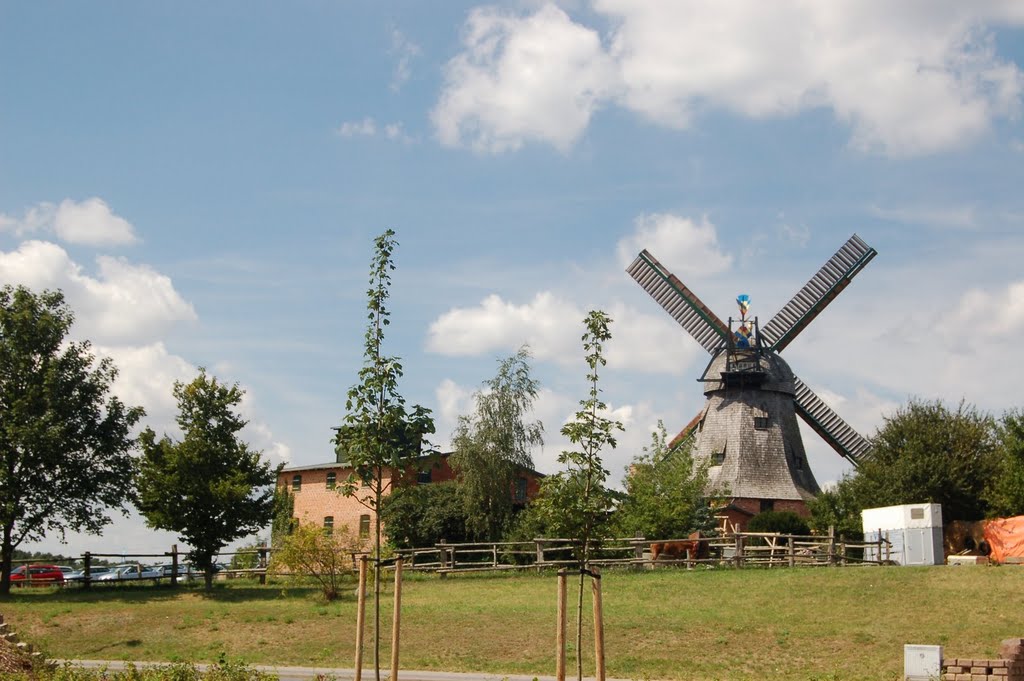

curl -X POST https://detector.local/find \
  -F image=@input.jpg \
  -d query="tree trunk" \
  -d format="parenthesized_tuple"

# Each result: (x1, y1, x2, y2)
(374, 474, 382, 681)
(205, 566, 214, 590)
(576, 569, 584, 681)
(0, 523, 14, 597)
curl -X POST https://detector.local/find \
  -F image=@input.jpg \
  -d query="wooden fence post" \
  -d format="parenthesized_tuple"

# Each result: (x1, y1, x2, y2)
(536, 539, 545, 572)
(787, 536, 795, 568)
(734, 534, 744, 568)
(391, 557, 404, 681)
(556, 569, 567, 681)
(83, 552, 91, 590)
(258, 544, 268, 585)
(827, 525, 836, 566)
(437, 540, 447, 579)
(354, 555, 368, 681)
(591, 567, 606, 681)
(170, 545, 178, 587)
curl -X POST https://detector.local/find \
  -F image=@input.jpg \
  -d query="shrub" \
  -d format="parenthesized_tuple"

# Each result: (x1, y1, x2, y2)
(270, 522, 360, 601)
(747, 510, 810, 537)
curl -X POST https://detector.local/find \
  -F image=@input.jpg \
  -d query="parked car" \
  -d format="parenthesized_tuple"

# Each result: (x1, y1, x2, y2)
(154, 563, 196, 579)
(56, 565, 76, 577)
(94, 564, 161, 582)
(65, 566, 113, 582)
(11, 564, 65, 586)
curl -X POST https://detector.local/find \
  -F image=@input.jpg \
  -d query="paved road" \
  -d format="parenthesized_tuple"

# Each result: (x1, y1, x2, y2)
(61, 660, 627, 681)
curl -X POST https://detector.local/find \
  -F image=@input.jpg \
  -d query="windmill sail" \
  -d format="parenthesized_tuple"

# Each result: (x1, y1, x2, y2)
(760, 234, 877, 352)
(792, 376, 872, 466)
(627, 250, 729, 353)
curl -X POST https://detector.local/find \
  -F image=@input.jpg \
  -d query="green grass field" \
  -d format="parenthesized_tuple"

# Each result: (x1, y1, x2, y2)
(2, 565, 1022, 680)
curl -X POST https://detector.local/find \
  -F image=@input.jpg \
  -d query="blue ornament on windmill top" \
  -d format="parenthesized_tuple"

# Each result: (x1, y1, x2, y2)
(736, 294, 751, 320)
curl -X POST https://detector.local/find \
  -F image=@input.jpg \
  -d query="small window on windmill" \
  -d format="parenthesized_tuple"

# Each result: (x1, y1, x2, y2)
(753, 406, 769, 430)
(711, 442, 726, 466)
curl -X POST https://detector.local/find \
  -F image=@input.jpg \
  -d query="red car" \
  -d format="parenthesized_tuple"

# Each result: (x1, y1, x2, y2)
(10, 564, 65, 586)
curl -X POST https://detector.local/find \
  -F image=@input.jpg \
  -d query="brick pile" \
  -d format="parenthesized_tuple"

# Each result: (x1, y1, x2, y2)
(943, 638, 1024, 681)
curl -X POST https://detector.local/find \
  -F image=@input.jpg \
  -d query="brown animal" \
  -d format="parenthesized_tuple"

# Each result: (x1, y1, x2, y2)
(650, 532, 706, 561)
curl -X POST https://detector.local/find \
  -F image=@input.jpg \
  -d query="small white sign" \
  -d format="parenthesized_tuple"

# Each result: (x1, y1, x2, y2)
(904, 644, 942, 681)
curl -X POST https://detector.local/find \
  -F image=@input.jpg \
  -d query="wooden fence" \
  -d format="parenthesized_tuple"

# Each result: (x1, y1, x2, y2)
(389, 529, 893, 574)
(13, 528, 892, 586)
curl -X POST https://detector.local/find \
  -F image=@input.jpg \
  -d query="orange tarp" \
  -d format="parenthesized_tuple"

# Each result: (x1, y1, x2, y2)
(983, 515, 1024, 563)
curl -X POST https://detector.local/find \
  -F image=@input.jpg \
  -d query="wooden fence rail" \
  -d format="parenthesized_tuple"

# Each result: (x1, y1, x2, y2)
(11, 529, 893, 586)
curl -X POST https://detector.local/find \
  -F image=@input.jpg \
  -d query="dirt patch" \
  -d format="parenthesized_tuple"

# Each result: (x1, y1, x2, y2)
(0, 636, 35, 677)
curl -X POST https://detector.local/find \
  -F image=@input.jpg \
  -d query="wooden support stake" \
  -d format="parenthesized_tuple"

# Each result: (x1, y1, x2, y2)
(591, 568, 606, 681)
(556, 569, 567, 681)
(354, 555, 368, 681)
(391, 557, 404, 681)
(171, 545, 178, 587)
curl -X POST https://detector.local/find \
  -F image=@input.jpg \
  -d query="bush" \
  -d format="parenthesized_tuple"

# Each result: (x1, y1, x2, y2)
(270, 522, 360, 601)
(747, 510, 810, 537)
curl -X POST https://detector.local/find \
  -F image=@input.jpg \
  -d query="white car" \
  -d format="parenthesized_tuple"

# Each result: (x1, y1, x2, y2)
(94, 564, 161, 581)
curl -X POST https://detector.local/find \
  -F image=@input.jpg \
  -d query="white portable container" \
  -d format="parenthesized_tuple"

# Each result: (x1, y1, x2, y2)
(861, 503, 944, 566)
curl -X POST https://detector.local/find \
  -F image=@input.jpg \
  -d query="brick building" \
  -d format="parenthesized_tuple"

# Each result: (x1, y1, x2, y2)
(277, 453, 543, 543)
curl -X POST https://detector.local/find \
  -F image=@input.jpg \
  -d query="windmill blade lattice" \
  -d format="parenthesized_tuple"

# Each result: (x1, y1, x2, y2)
(760, 234, 877, 352)
(792, 376, 873, 466)
(626, 250, 729, 354)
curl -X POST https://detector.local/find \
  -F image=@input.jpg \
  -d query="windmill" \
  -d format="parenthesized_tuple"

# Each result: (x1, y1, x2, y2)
(626, 234, 877, 519)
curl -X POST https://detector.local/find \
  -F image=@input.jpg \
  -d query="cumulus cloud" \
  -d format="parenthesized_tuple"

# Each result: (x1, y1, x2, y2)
(0, 197, 137, 246)
(427, 291, 582, 360)
(0, 240, 196, 345)
(616, 213, 732, 277)
(427, 291, 698, 375)
(433, 1, 1024, 156)
(950, 279, 1024, 336)
(432, 3, 619, 152)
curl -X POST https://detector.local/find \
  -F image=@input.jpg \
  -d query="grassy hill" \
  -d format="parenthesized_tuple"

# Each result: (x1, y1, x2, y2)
(1, 565, 1021, 680)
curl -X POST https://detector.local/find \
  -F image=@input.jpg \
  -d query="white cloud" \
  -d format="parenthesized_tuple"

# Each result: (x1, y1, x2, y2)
(337, 117, 378, 137)
(390, 28, 422, 92)
(427, 291, 583, 360)
(616, 213, 732, 277)
(0, 240, 197, 345)
(432, 3, 619, 152)
(434, 2, 1024, 156)
(950, 279, 1024, 336)
(0, 197, 137, 246)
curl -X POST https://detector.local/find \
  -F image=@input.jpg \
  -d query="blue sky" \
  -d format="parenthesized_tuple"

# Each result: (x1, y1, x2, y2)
(3, 2, 1023, 556)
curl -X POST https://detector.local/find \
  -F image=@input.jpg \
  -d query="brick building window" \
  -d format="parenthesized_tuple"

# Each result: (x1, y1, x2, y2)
(514, 477, 528, 502)
(323, 516, 334, 535)
(326, 472, 336, 489)
(417, 468, 432, 484)
(359, 514, 371, 538)
(291, 475, 302, 492)
(760, 499, 775, 513)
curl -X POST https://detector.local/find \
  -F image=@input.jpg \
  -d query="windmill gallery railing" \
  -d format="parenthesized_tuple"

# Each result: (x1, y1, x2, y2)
(390, 530, 894, 574)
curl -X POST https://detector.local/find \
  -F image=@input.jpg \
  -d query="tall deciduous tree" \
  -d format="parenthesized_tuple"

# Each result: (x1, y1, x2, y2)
(615, 421, 713, 540)
(334, 229, 434, 681)
(986, 410, 1024, 517)
(0, 286, 144, 596)
(534, 311, 622, 681)
(450, 346, 543, 541)
(809, 398, 999, 532)
(136, 370, 277, 590)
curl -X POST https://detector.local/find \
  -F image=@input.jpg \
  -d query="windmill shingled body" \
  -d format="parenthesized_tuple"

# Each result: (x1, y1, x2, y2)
(693, 349, 820, 504)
